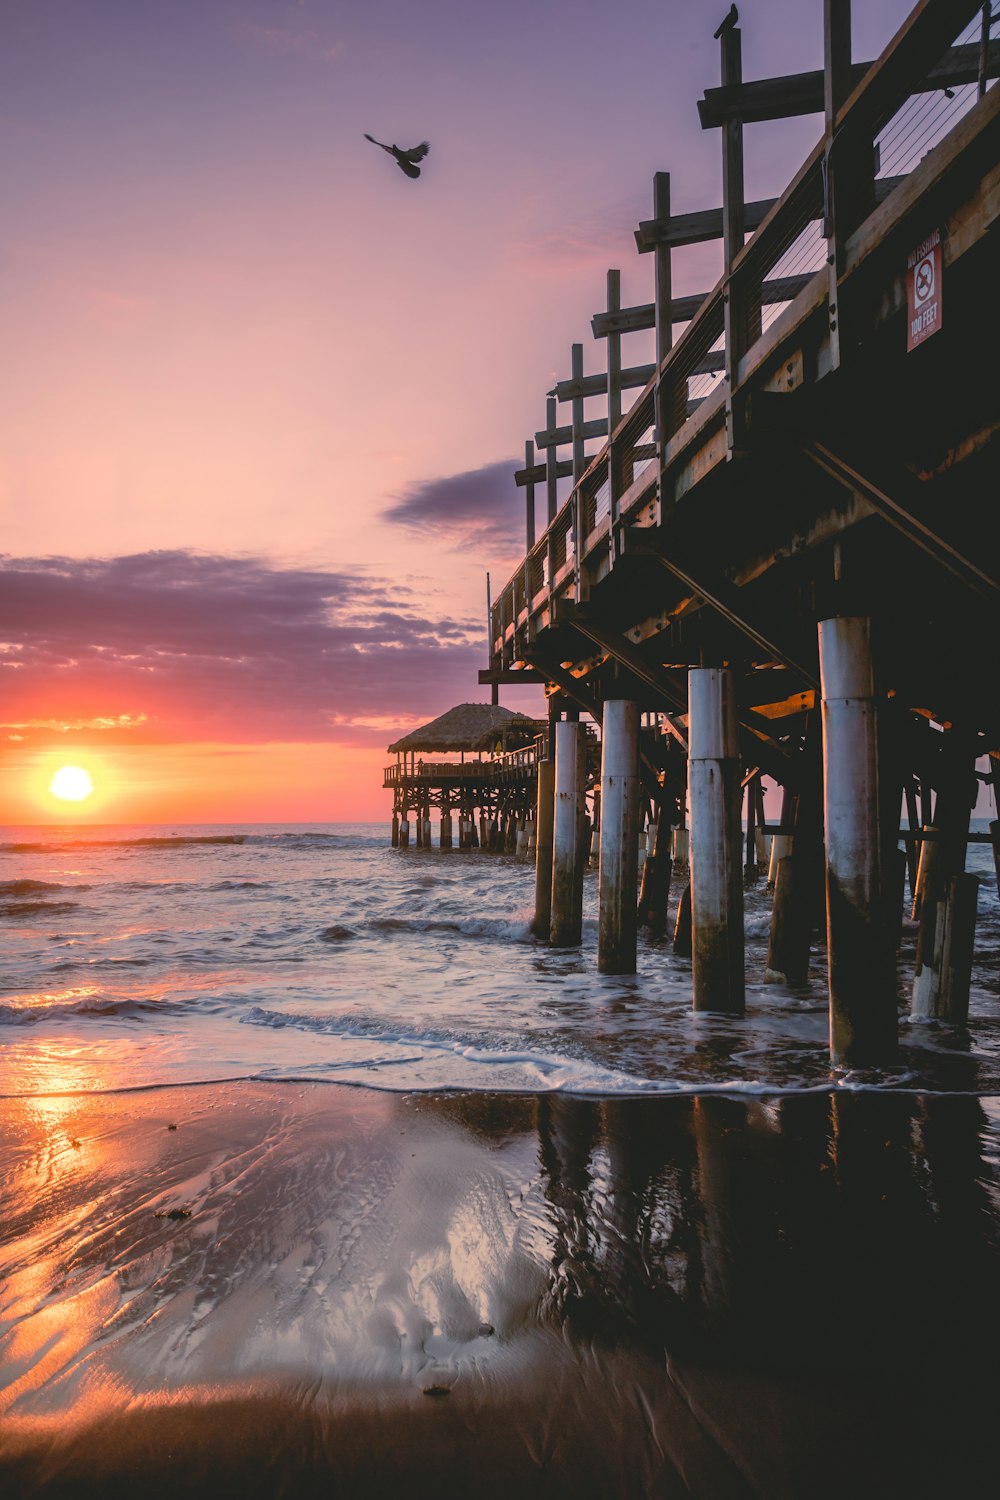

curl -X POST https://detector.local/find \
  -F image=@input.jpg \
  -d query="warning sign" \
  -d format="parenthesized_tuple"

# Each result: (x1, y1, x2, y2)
(906, 229, 943, 352)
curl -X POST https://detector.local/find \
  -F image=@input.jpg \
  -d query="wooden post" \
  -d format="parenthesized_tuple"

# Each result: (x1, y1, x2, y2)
(606, 269, 622, 434)
(818, 616, 895, 1066)
(391, 810, 399, 848)
(571, 343, 586, 489)
(440, 807, 453, 849)
(823, 0, 861, 370)
(653, 171, 673, 513)
(399, 808, 410, 850)
(688, 668, 745, 1015)
(550, 720, 586, 947)
(721, 24, 751, 404)
(545, 396, 559, 526)
(525, 439, 536, 551)
(638, 801, 673, 935)
(598, 700, 641, 974)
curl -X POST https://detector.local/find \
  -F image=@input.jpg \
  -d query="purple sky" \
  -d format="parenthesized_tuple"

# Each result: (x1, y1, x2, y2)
(0, 0, 923, 818)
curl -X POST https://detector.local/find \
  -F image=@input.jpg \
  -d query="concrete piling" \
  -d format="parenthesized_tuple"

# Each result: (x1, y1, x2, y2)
(688, 668, 744, 1015)
(597, 699, 641, 974)
(532, 756, 556, 939)
(818, 616, 895, 1067)
(550, 719, 586, 947)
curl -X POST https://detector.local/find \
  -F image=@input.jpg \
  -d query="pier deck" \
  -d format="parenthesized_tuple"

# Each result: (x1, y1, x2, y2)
(478, 0, 1000, 1062)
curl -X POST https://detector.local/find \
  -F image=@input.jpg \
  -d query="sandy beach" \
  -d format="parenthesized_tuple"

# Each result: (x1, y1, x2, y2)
(2, 1081, 998, 1497)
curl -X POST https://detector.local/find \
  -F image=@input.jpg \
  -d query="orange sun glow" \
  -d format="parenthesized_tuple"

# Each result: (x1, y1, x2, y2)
(49, 765, 94, 802)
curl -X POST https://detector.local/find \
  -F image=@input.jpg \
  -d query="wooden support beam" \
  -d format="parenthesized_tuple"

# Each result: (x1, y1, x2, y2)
(619, 530, 820, 689)
(696, 42, 1000, 127)
(591, 274, 816, 337)
(522, 654, 602, 721)
(804, 443, 1000, 608)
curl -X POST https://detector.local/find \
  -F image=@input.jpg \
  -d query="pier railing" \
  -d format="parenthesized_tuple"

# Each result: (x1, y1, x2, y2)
(489, 0, 994, 672)
(383, 741, 540, 790)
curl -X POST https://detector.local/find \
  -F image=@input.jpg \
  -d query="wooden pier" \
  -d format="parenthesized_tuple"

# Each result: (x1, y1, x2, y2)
(480, 0, 1000, 1066)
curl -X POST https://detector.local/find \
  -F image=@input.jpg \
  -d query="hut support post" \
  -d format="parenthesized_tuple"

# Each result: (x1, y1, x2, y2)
(440, 806, 453, 849)
(550, 720, 586, 946)
(399, 808, 410, 850)
(689, 668, 745, 1014)
(819, 615, 896, 1066)
(391, 809, 399, 848)
(598, 700, 641, 974)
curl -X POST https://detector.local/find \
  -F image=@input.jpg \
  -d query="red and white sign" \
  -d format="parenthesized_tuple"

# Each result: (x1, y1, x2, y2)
(906, 229, 943, 352)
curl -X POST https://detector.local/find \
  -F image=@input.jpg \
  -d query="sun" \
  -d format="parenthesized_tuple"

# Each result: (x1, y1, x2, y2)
(49, 765, 94, 802)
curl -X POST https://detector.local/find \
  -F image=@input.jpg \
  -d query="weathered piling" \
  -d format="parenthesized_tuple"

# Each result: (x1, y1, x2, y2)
(550, 719, 586, 947)
(638, 807, 673, 934)
(399, 810, 410, 850)
(597, 699, 641, 973)
(440, 809, 453, 849)
(532, 756, 556, 939)
(912, 737, 979, 1021)
(818, 616, 895, 1067)
(913, 873, 980, 1025)
(688, 668, 744, 1014)
(391, 812, 399, 849)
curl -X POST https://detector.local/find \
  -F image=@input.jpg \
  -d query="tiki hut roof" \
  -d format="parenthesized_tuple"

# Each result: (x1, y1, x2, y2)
(387, 703, 543, 754)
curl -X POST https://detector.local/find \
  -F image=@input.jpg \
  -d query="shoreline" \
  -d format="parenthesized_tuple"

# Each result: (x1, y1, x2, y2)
(3, 1079, 998, 1495)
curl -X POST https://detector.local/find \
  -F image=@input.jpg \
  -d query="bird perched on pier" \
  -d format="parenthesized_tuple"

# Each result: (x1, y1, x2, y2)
(714, 4, 738, 39)
(364, 134, 430, 179)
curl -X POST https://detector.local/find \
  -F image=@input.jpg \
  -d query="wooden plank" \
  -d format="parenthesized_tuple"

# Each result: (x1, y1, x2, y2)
(592, 274, 815, 337)
(696, 42, 1000, 127)
(556, 364, 654, 401)
(515, 458, 573, 487)
(635, 195, 775, 253)
(535, 416, 609, 450)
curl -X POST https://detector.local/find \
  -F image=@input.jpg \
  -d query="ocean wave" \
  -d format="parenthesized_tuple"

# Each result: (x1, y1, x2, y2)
(0, 880, 91, 896)
(0, 995, 186, 1026)
(0, 900, 81, 919)
(0, 834, 249, 853)
(363, 912, 533, 942)
(320, 925, 358, 942)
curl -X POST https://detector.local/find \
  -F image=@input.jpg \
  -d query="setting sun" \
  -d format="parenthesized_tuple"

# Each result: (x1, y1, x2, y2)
(49, 765, 94, 802)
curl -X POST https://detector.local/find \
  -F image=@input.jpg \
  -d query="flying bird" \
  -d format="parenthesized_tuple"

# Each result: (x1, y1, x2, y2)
(714, 4, 738, 39)
(364, 134, 430, 180)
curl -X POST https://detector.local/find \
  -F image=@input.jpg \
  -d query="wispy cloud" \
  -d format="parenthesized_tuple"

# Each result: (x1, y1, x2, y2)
(0, 551, 482, 749)
(383, 459, 524, 564)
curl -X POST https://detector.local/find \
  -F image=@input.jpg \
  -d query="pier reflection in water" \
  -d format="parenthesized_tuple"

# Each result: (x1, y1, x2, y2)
(3, 1085, 998, 1496)
(528, 1092, 999, 1363)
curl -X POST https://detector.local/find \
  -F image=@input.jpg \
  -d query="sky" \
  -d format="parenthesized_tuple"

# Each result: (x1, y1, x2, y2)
(1, 0, 920, 823)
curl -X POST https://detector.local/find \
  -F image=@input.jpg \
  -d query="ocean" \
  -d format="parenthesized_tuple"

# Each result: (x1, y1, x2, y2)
(2, 820, 998, 1100)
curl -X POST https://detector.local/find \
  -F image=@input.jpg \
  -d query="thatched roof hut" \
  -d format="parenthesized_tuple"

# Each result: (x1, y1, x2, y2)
(387, 703, 544, 755)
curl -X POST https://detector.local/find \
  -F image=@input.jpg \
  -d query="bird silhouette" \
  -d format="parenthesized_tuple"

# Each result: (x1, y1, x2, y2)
(714, 4, 738, 39)
(364, 134, 430, 179)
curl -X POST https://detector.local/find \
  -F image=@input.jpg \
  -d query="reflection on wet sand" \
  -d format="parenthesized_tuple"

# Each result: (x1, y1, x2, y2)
(1, 1082, 998, 1496)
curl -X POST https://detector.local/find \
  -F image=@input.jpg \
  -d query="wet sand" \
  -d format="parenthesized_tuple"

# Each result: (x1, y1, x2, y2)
(2, 1081, 998, 1497)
